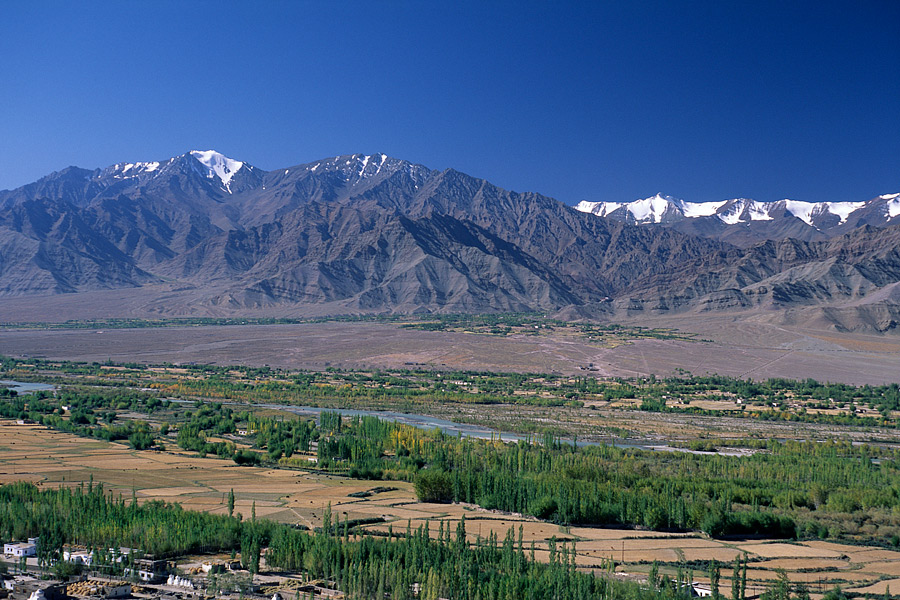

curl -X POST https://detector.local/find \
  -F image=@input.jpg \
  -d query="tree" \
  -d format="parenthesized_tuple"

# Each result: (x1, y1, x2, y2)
(53, 559, 83, 579)
(228, 489, 235, 518)
(128, 430, 153, 450)
(709, 559, 721, 600)
(414, 469, 453, 503)
(732, 558, 742, 600)
(649, 561, 660, 590)
(823, 586, 847, 600)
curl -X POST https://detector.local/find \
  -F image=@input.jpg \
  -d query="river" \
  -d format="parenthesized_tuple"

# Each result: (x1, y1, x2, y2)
(0, 380, 56, 394)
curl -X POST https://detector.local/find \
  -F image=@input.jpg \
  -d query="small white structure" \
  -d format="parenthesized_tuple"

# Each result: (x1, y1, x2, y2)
(63, 550, 93, 565)
(200, 562, 225, 574)
(166, 575, 194, 589)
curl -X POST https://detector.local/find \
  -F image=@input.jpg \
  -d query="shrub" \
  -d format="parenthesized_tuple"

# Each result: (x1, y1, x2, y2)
(233, 450, 262, 465)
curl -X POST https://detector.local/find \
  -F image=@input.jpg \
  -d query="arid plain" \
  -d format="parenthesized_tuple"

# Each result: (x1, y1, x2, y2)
(1, 317, 898, 385)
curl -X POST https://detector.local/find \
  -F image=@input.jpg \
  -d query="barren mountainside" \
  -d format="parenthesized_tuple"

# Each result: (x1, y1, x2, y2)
(1, 151, 899, 332)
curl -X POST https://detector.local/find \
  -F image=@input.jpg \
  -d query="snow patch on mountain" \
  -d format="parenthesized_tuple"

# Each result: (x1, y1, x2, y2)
(747, 201, 774, 221)
(189, 150, 243, 192)
(682, 199, 727, 217)
(781, 200, 818, 225)
(779, 200, 867, 225)
(108, 161, 161, 179)
(717, 199, 782, 224)
(823, 202, 867, 224)
(885, 194, 900, 219)
(718, 201, 747, 225)
(574, 200, 624, 217)
(352, 153, 392, 178)
(310, 153, 395, 180)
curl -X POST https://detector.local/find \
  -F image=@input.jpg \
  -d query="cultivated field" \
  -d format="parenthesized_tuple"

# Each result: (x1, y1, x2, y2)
(3, 420, 900, 596)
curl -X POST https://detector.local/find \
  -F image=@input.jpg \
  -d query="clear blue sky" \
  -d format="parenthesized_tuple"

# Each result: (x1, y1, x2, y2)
(1, 1, 897, 204)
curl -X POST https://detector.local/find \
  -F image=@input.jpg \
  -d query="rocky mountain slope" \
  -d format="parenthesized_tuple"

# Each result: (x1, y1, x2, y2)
(1, 151, 899, 331)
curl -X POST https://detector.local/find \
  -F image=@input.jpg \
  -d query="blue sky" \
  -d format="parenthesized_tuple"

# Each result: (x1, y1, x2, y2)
(1, 1, 897, 204)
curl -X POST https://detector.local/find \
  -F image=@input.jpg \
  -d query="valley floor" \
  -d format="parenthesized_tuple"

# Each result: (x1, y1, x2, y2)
(1, 316, 898, 385)
(3, 420, 899, 599)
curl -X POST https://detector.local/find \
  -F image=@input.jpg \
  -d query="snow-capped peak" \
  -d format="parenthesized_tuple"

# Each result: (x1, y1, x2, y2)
(776, 200, 866, 226)
(189, 150, 243, 192)
(578, 194, 698, 224)
(628, 193, 679, 223)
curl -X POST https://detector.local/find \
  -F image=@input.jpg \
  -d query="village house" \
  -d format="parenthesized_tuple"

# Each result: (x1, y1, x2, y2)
(125, 557, 169, 583)
(62, 549, 93, 566)
(4, 538, 39, 557)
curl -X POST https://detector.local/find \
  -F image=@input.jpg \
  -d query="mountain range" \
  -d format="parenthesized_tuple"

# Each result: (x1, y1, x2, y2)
(576, 193, 900, 246)
(1, 150, 898, 333)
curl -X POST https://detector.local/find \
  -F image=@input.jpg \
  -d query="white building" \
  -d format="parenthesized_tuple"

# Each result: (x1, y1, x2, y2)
(1, 574, 15, 591)
(63, 550, 94, 565)
(4, 542, 37, 557)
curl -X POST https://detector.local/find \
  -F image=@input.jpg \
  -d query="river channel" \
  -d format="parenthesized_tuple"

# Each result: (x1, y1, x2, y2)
(0, 380, 56, 394)
(251, 402, 754, 457)
(3, 380, 752, 457)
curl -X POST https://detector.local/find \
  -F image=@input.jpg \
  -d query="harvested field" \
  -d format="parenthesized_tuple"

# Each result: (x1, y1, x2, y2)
(860, 561, 900, 577)
(744, 569, 875, 584)
(801, 541, 900, 562)
(849, 578, 900, 595)
(752, 558, 849, 571)
(731, 542, 842, 559)
(848, 549, 900, 563)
